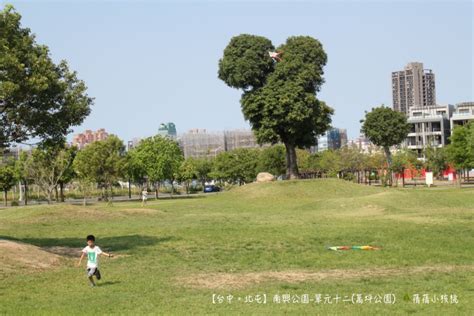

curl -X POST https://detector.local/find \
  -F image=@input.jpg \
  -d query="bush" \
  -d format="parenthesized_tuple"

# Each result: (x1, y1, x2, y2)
(343, 173, 355, 182)
(11, 201, 19, 207)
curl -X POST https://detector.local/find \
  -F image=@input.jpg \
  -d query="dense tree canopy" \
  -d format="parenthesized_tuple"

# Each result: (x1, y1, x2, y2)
(219, 34, 333, 179)
(257, 145, 286, 176)
(73, 136, 125, 200)
(130, 136, 183, 197)
(361, 106, 410, 185)
(446, 123, 474, 172)
(212, 148, 260, 184)
(0, 5, 92, 147)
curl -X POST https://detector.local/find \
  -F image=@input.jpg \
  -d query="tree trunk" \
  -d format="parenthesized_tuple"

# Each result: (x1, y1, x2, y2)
(284, 143, 299, 179)
(155, 182, 159, 199)
(128, 178, 132, 199)
(383, 147, 393, 186)
(402, 168, 405, 188)
(3, 190, 7, 206)
(60, 182, 65, 202)
(24, 182, 28, 206)
(47, 189, 52, 204)
(55, 186, 59, 201)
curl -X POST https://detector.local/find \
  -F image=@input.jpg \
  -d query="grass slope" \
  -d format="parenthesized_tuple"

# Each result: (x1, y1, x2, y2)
(0, 179, 473, 315)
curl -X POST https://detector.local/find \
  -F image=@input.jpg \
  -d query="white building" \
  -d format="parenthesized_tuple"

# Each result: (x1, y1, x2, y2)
(450, 102, 474, 132)
(405, 104, 453, 155)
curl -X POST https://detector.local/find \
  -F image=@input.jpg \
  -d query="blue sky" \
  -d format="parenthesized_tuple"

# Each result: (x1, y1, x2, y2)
(4, 0, 473, 141)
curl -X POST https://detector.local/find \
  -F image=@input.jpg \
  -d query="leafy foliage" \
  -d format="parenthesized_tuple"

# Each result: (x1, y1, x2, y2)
(446, 123, 474, 171)
(257, 145, 286, 176)
(0, 162, 16, 205)
(73, 136, 125, 199)
(130, 136, 184, 192)
(25, 144, 76, 203)
(219, 34, 333, 178)
(211, 148, 260, 184)
(361, 106, 410, 153)
(0, 5, 92, 147)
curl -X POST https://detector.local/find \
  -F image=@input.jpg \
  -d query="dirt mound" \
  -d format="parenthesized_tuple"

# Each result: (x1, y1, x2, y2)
(0, 240, 63, 273)
(177, 264, 474, 289)
(42, 246, 82, 257)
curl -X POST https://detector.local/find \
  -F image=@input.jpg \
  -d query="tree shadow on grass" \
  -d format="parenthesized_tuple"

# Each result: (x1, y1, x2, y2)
(97, 280, 121, 287)
(0, 234, 175, 252)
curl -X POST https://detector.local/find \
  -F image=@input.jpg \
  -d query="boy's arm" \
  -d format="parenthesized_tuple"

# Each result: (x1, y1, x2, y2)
(77, 252, 85, 266)
(101, 251, 113, 258)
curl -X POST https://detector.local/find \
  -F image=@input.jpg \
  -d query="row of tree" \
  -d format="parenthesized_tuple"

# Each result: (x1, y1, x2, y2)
(1, 120, 472, 206)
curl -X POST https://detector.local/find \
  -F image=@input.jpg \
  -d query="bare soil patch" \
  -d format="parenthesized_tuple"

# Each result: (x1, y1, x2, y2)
(0, 240, 63, 273)
(177, 265, 473, 289)
(121, 208, 164, 214)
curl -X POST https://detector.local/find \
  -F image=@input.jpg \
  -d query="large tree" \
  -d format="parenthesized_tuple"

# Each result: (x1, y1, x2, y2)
(73, 136, 125, 201)
(218, 34, 333, 179)
(361, 106, 410, 185)
(177, 158, 199, 195)
(446, 123, 474, 183)
(131, 136, 183, 198)
(0, 5, 92, 147)
(25, 144, 76, 204)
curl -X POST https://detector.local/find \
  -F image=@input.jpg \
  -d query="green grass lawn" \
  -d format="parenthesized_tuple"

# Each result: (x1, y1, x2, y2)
(1, 179, 473, 315)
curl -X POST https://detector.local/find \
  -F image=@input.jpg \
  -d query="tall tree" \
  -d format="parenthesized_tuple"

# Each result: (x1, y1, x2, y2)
(0, 162, 16, 206)
(423, 146, 448, 179)
(361, 106, 410, 185)
(177, 158, 199, 195)
(25, 144, 76, 204)
(218, 34, 333, 179)
(123, 150, 147, 199)
(132, 136, 183, 198)
(14, 151, 30, 204)
(446, 123, 474, 184)
(73, 136, 125, 201)
(0, 5, 93, 147)
(194, 158, 213, 187)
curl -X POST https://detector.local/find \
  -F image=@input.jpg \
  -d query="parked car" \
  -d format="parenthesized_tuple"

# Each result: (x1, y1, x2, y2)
(203, 185, 221, 193)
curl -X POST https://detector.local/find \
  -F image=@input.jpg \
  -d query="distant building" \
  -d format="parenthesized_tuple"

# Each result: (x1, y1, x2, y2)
(127, 137, 142, 151)
(72, 128, 109, 149)
(392, 62, 436, 114)
(179, 128, 266, 158)
(450, 102, 474, 131)
(1, 146, 22, 162)
(312, 128, 348, 153)
(179, 129, 225, 159)
(405, 104, 453, 155)
(157, 122, 177, 139)
(347, 135, 374, 153)
(224, 130, 259, 151)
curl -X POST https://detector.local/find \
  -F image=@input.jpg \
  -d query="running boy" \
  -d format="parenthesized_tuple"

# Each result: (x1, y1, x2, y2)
(77, 235, 113, 287)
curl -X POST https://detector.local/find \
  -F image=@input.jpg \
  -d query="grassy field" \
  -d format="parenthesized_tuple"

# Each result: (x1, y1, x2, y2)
(0, 179, 473, 315)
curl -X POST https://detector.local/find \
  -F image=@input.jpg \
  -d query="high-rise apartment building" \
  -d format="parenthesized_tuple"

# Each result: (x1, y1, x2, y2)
(392, 62, 436, 114)
(72, 128, 109, 149)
